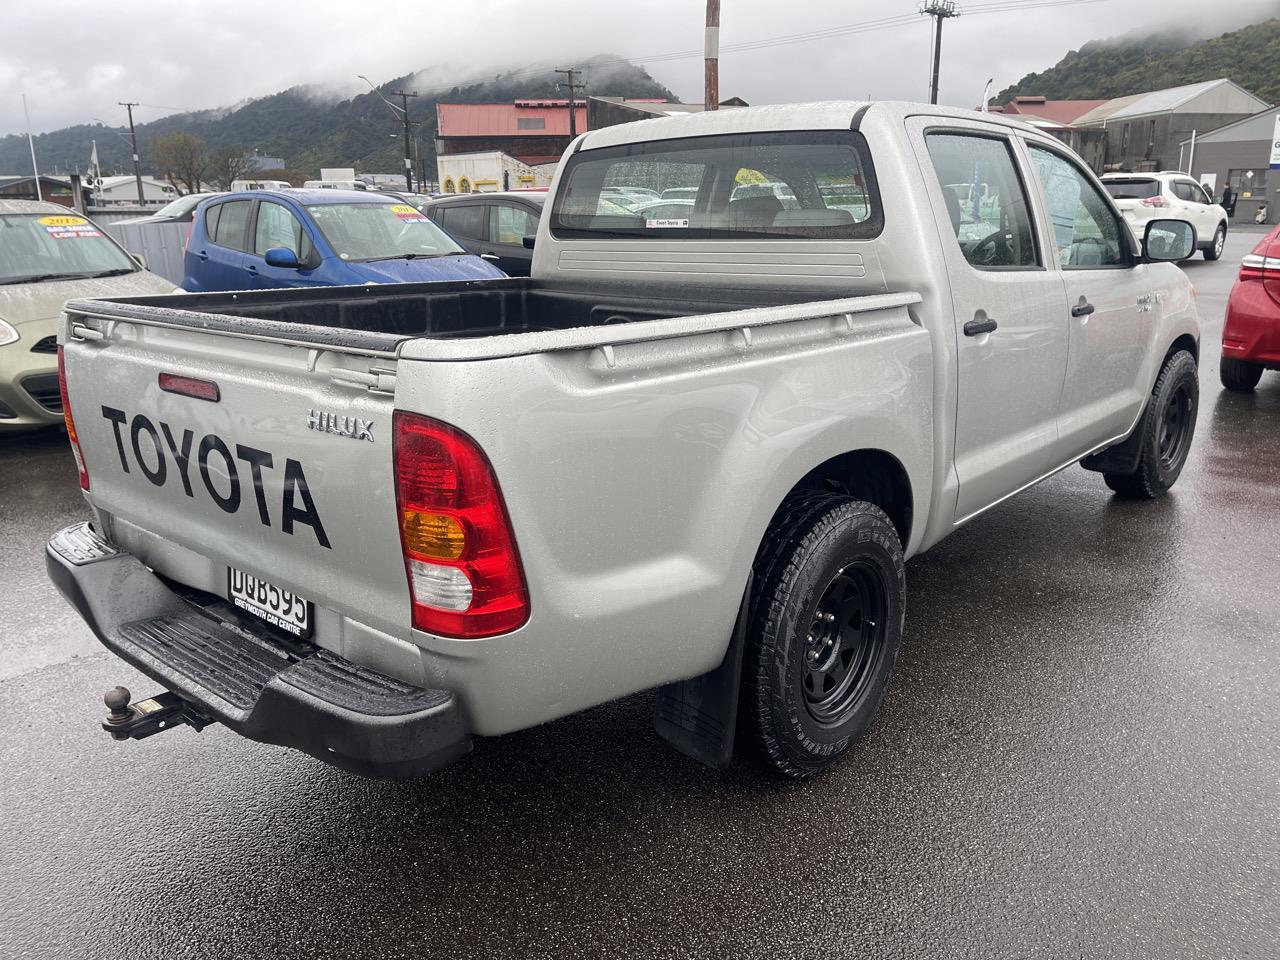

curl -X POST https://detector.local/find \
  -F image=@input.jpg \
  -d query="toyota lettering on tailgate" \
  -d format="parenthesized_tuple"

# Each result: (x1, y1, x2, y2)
(99, 406, 331, 549)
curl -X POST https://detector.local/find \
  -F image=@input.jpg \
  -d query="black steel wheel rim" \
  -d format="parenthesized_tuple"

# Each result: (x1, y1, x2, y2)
(801, 560, 888, 726)
(1157, 382, 1193, 468)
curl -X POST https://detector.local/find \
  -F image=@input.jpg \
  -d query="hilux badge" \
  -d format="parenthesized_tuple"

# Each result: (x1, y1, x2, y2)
(307, 409, 374, 442)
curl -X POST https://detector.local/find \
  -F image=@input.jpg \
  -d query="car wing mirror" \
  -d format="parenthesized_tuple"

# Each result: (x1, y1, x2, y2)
(263, 247, 302, 268)
(1142, 219, 1196, 262)
(522, 235, 536, 250)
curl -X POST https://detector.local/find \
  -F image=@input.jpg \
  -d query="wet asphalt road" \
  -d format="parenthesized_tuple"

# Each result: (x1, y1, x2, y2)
(2, 230, 1278, 959)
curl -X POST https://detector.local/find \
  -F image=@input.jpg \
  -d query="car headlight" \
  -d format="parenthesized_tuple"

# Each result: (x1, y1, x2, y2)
(0, 318, 18, 347)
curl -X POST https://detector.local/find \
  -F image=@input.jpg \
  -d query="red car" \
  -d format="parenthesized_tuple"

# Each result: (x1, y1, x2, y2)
(1221, 225, 1280, 390)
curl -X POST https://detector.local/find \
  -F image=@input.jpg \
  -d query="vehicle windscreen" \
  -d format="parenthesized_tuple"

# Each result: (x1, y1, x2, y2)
(0, 214, 137, 285)
(550, 130, 882, 240)
(152, 194, 206, 219)
(307, 203, 466, 261)
(1103, 179, 1161, 200)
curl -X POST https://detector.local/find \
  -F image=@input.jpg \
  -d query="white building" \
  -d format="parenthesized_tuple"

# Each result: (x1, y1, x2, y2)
(437, 151, 549, 194)
(91, 175, 179, 207)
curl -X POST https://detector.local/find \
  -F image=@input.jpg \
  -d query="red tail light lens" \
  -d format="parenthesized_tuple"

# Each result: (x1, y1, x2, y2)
(393, 412, 529, 638)
(57, 346, 89, 490)
(1140, 195, 1169, 207)
(1240, 231, 1280, 306)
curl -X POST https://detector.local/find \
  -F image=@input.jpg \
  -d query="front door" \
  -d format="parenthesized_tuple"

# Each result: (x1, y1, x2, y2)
(1025, 144, 1154, 455)
(483, 201, 539, 276)
(915, 125, 1070, 522)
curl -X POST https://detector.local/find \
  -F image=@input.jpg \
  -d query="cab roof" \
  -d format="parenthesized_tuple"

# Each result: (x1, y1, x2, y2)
(573, 100, 1046, 152)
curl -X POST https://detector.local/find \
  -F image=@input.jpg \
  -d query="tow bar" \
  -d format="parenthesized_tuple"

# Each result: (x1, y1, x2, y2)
(101, 686, 215, 741)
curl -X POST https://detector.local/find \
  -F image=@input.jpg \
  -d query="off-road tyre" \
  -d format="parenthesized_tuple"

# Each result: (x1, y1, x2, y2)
(1220, 357, 1263, 392)
(1203, 224, 1226, 261)
(743, 492, 905, 779)
(1104, 350, 1198, 499)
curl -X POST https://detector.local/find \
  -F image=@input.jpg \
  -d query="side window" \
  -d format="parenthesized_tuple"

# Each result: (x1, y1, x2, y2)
(924, 134, 1039, 269)
(440, 204, 485, 240)
(1170, 182, 1196, 203)
(489, 204, 539, 245)
(254, 201, 314, 262)
(210, 200, 252, 251)
(1028, 146, 1126, 269)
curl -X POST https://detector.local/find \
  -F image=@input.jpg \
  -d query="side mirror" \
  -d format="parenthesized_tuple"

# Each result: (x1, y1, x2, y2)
(1142, 220, 1196, 262)
(522, 235, 536, 250)
(263, 247, 301, 269)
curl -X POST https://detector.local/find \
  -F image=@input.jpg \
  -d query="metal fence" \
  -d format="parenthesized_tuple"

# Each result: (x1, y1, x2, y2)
(101, 218, 188, 285)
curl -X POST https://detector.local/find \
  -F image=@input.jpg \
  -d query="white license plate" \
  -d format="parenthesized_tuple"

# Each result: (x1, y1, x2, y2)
(228, 568, 312, 638)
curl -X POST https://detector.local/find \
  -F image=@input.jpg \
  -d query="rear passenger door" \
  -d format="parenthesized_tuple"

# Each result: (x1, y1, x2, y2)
(1025, 144, 1153, 454)
(195, 198, 254, 291)
(911, 122, 1070, 522)
(432, 202, 487, 257)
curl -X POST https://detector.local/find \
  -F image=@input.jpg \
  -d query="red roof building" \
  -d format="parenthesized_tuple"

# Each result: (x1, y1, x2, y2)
(989, 95, 1108, 126)
(435, 99, 589, 164)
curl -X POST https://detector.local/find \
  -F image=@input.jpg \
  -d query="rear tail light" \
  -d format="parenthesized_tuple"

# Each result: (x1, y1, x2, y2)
(1140, 195, 1169, 207)
(57, 346, 89, 490)
(1240, 231, 1280, 305)
(393, 412, 529, 638)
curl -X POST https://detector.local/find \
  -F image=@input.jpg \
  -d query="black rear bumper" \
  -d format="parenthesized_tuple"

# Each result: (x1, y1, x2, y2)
(47, 523, 471, 779)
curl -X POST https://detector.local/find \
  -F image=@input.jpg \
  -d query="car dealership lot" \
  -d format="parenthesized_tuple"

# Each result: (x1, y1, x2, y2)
(1, 229, 1276, 959)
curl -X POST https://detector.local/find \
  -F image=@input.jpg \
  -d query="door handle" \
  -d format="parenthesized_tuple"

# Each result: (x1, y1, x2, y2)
(1071, 301, 1095, 318)
(246, 264, 258, 273)
(480, 253, 500, 262)
(963, 317, 998, 336)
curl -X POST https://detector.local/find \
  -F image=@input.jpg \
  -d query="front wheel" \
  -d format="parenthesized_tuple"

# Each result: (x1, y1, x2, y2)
(743, 493, 905, 779)
(1220, 357, 1263, 391)
(1104, 350, 1199, 499)
(1203, 224, 1226, 261)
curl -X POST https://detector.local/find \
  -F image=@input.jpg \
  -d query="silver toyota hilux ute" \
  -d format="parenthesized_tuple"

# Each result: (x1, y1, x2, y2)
(48, 102, 1202, 780)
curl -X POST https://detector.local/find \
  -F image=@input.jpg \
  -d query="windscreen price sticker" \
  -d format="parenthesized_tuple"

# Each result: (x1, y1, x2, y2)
(37, 215, 102, 239)
(390, 204, 428, 222)
(646, 218, 690, 229)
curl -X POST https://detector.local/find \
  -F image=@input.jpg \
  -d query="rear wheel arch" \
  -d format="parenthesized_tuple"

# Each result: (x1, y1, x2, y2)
(780, 449, 914, 549)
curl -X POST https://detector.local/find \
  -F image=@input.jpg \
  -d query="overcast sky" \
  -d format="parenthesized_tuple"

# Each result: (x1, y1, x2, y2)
(2, 0, 1277, 136)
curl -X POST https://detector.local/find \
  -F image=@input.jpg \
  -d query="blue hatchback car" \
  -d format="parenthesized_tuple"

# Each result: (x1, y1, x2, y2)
(182, 190, 506, 291)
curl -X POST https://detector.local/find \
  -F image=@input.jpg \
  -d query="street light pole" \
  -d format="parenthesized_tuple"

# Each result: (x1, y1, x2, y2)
(705, 0, 720, 111)
(118, 101, 146, 205)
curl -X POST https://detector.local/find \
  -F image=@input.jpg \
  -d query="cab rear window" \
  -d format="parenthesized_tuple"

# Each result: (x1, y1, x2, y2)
(550, 130, 882, 241)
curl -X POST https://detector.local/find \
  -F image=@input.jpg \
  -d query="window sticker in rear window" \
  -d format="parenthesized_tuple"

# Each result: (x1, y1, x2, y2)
(37, 215, 103, 239)
(646, 218, 690, 229)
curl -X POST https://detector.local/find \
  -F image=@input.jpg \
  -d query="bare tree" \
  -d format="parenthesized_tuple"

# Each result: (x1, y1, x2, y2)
(208, 147, 253, 190)
(149, 132, 208, 195)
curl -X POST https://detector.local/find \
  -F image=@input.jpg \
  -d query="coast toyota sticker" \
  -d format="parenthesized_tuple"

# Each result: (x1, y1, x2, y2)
(646, 218, 690, 229)
(37, 215, 102, 240)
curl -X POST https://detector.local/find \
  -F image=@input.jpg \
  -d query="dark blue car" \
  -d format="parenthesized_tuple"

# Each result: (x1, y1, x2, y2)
(182, 190, 506, 291)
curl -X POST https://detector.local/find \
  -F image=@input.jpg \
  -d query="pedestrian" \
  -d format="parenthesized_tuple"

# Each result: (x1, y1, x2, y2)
(1256, 201, 1269, 225)
(1220, 184, 1236, 217)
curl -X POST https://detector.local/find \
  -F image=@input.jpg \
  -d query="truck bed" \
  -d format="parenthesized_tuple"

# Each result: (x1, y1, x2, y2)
(63, 276, 901, 359)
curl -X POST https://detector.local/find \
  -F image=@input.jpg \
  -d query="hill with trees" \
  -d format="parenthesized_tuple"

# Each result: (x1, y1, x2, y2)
(996, 18, 1280, 105)
(0, 57, 675, 182)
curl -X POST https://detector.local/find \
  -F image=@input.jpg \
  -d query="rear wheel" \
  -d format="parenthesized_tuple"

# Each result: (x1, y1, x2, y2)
(1103, 350, 1199, 499)
(1220, 357, 1263, 391)
(743, 493, 905, 779)
(1203, 223, 1226, 261)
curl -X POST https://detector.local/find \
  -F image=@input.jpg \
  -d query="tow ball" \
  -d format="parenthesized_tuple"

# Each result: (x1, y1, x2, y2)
(101, 686, 215, 741)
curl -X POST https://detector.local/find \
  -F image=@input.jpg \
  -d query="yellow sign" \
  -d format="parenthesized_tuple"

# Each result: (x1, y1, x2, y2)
(38, 215, 90, 227)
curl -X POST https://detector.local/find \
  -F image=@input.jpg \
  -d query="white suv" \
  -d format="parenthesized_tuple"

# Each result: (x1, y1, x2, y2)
(1102, 171, 1228, 261)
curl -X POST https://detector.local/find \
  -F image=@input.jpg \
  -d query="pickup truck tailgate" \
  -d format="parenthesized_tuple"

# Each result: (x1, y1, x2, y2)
(60, 312, 411, 640)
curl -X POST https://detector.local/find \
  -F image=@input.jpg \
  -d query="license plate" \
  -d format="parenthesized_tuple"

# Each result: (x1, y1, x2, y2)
(228, 568, 312, 638)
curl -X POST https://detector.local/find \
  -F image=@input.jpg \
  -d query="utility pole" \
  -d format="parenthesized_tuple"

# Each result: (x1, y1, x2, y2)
(118, 101, 145, 205)
(555, 68, 586, 138)
(705, 0, 720, 111)
(389, 90, 418, 191)
(919, 1, 961, 105)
